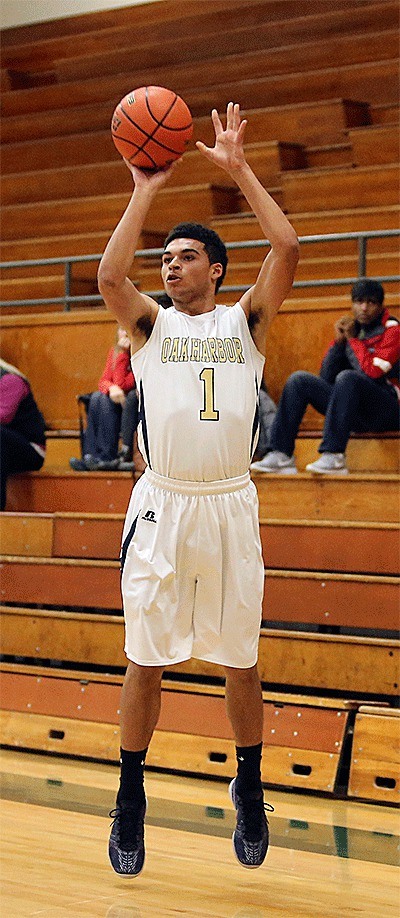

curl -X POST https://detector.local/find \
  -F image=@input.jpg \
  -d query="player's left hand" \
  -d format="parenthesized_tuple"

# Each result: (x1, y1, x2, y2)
(196, 102, 247, 174)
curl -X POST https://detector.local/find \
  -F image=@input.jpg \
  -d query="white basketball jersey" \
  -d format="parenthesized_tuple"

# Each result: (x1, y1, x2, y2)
(131, 301, 265, 481)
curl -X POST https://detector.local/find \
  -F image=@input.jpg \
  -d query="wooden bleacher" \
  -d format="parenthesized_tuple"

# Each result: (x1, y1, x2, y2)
(0, 664, 360, 794)
(348, 706, 400, 804)
(0, 0, 399, 803)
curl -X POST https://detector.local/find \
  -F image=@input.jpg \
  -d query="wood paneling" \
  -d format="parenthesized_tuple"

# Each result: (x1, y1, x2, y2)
(262, 570, 398, 631)
(0, 142, 306, 207)
(282, 163, 399, 212)
(349, 708, 400, 803)
(260, 520, 400, 575)
(1, 512, 398, 573)
(0, 98, 370, 153)
(1, 185, 239, 241)
(1, 608, 398, 695)
(0, 513, 53, 557)
(5, 469, 400, 524)
(349, 123, 400, 166)
(0, 556, 396, 630)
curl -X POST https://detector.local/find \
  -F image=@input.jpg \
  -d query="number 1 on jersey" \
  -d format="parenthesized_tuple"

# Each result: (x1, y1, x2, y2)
(199, 367, 219, 421)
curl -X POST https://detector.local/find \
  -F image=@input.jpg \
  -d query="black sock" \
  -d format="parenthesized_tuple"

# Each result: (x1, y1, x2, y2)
(235, 742, 263, 798)
(116, 747, 147, 807)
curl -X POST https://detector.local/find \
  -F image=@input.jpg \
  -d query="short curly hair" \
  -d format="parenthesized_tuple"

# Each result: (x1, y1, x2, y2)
(163, 222, 228, 292)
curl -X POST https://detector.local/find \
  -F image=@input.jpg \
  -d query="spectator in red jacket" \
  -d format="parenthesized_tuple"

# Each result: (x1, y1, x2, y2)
(0, 358, 46, 509)
(251, 279, 399, 475)
(70, 326, 138, 471)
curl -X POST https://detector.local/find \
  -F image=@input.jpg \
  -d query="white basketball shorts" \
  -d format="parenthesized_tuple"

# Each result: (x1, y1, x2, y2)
(121, 467, 264, 669)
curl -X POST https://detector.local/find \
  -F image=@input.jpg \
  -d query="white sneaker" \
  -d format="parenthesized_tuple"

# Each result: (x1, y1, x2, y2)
(250, 450, 298, 474)
(306, 453, 348, 474)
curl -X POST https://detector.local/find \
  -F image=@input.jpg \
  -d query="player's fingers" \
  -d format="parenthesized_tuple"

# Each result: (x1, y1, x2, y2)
(226, 101, 234, 130)
(233, 103, 241, 131)
(237, 119, 247, 142)
(211, 108, 223, 135)
(196, 140, 213, 159)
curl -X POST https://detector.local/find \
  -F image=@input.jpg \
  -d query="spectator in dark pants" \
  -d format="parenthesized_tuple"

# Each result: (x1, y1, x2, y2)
(117, 387, 146, 472)
(252, 382, 277, 461)
(251, 279, 400, 475)
(70, 326, 138, 471)
(0, 358, 46, 510)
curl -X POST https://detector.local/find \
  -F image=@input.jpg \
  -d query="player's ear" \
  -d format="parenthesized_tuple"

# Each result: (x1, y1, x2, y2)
(211, 263, 223, 281)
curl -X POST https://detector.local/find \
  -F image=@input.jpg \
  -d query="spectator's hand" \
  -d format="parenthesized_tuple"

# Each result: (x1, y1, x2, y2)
(109, 385, 126, 405)
(196, 102, 247, 175)
(334, 316, 356, 343)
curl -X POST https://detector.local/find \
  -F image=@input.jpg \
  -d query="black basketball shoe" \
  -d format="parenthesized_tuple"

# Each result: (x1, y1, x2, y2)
(108, 798, 146, 876)
(229, 778, 273, 868)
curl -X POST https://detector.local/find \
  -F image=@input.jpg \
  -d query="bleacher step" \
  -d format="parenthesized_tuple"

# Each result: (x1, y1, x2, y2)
(5, 469, 400, 522)
(0, 556, 397, 632)
(1, 511, 398, 574)
(0, 609, 397, 696)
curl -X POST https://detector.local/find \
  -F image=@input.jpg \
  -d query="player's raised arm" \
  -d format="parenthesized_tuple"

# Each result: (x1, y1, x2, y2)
(97, 162, 175, 351)
(196, 103, 299, 354)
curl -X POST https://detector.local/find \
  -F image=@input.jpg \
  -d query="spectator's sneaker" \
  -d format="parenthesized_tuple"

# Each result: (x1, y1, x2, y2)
(250, 450, 297, 474)
(84, 455, 102, 471)
(229, 779, 273, 868)
(69, 457, 88, 471)
(69, 455, 99, 471)
(117, 457, 135, 471)
(306, 453, 348, 475)
(108, 799, 146, 877)
(96, 459, 119, 471)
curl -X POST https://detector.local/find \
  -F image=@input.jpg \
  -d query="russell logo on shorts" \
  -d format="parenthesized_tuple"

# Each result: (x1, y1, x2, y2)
(142, 509, 157, 523)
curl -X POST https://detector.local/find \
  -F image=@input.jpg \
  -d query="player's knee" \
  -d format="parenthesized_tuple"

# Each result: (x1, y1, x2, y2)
(224, 663, 259, 683)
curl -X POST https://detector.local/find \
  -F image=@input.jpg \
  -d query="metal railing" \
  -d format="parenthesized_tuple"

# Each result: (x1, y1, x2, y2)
(1, 229, 399, 310)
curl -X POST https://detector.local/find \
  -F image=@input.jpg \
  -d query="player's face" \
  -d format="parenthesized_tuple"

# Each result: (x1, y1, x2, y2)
(161, 238, 221, 302)
(351, 298, 383, 326)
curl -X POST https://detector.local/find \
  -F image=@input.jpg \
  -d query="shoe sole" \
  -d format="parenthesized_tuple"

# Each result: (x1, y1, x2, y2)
(109, 858, 145, 878)
(229, 779, 263, 870)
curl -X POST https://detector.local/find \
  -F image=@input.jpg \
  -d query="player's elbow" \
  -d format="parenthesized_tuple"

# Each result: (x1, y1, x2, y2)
(97, 261, 123, 296)
(284, 232, 300, 266)
(274, 230, 300, 269)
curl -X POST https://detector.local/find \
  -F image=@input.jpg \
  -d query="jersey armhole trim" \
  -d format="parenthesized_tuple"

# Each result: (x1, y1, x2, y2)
(131, 304, 163, 370)
(234, 301, 266, 370)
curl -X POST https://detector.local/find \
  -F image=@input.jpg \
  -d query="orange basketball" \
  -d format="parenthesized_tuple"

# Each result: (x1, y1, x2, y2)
(111, 86, 193, 170)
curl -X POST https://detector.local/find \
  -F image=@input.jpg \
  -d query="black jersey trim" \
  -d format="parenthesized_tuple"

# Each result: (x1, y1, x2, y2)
(139, 380, 152, 470)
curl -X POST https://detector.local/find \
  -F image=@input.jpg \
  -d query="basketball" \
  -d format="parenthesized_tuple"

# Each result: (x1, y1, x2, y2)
(111, 86, 193, 170)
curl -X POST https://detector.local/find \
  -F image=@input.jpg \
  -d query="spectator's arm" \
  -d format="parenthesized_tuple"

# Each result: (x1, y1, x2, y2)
(98, 349, 115, 393)
(112, 352, 135, 392)
(319, 341, 348, 383)
(0, 374, 30, 423)
(350, 325, 400, 378)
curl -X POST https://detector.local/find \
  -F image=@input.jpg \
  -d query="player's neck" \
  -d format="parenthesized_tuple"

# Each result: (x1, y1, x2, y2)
(172, 292, 216, 317)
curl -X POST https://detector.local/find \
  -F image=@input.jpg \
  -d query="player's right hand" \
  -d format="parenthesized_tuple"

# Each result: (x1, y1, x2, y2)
(123, 157, 181, 191)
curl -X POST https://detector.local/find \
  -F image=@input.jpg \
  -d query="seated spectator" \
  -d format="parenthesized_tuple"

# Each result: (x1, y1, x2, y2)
(252, 382, 277, 462)
(251, 279, 400, 475)
(0, 358, 46, 510)
(70, 326, 139, 471)
(115, 387, 146, 472)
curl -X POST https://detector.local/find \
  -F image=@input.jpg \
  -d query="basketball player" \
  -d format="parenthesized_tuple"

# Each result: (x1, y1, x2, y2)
(98, 102, 299, 875)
